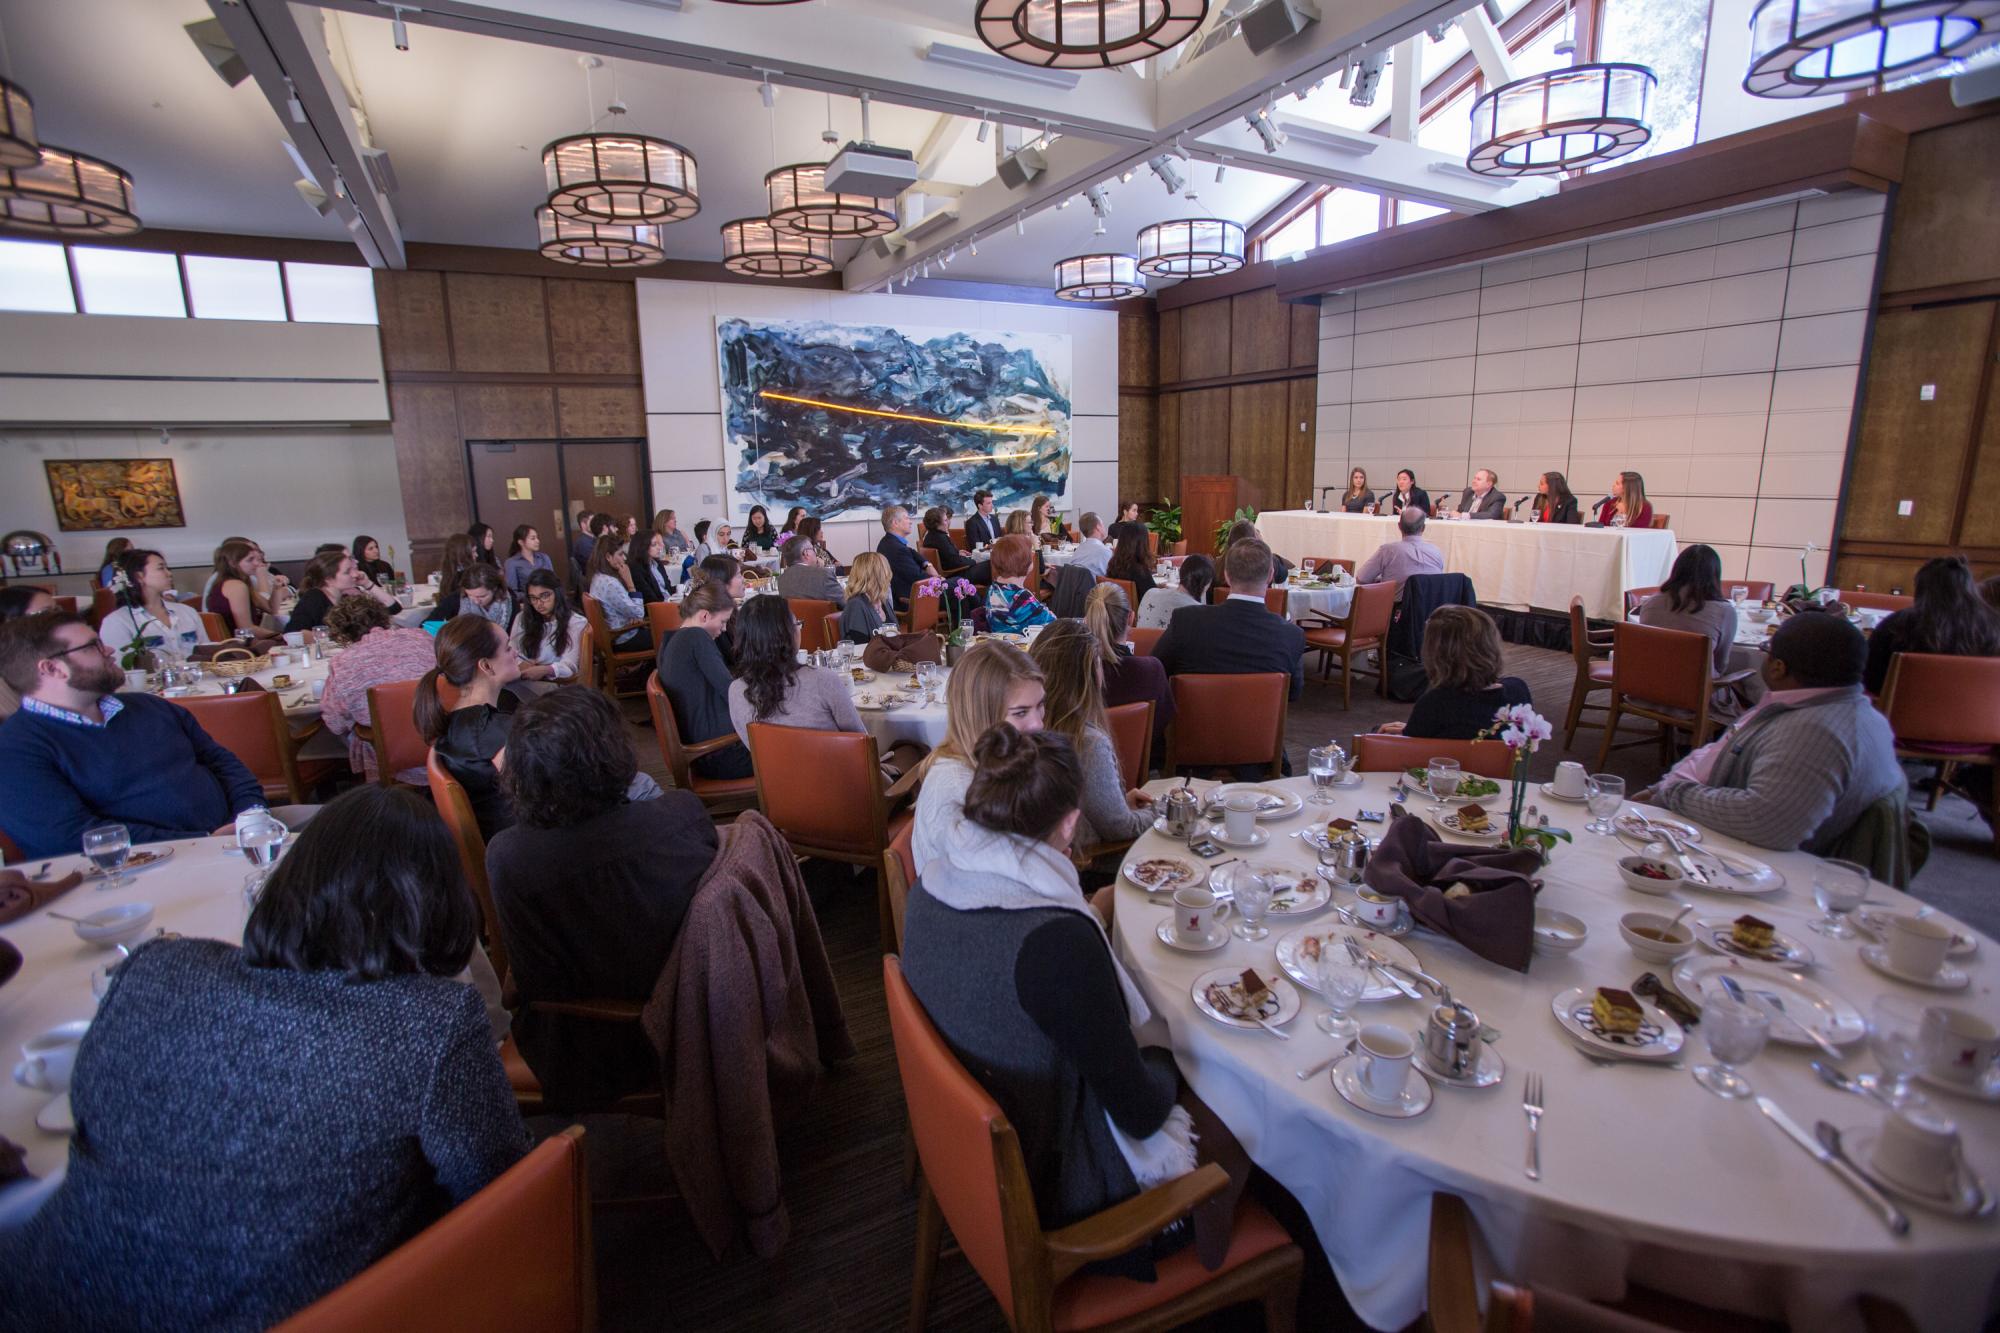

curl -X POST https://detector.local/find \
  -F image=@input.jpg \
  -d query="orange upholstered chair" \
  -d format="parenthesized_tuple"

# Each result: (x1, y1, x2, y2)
(1722, 580, 1775, 604)
(1595, 622, 1731, 769)
(884, 957, 1303, 1333)
(748, 721, 912, 951)
(886, 818, 919, 952)
(900, 590, 941, 635)
(1649, 514, 1670, 530)
(1304, 580, 1397, 709)
(644, 675, 756, 817)
(1103, 578, 1137, 611)
(1354, 733, 1513, 781)
(1262, 587, 1289, 617)
(581, 594, 653, 701)
(1561, 595, 1615, 751)
(1621, 586, 1661, 619)
(645, 600, 682, 642)
(790, 598, 839, 652)
(1842, 589, 1914, 612)
(1129, 626, 1164, 658)
(274, 1126, 594, 1333)
(426, 748, 507, 984)
(823, 611, 845, 650)
(169, 691, 341, 805)
(197, 610, 229, 642)
(355, 678, 428, 790)
(1104, 701, 1154, 792)
(87, 587, 116, 629)
(1880, 653, 2000, 842)
(1163, 673, 1287, 778)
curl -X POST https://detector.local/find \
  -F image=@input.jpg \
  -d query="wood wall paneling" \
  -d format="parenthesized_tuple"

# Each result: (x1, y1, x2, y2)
(1180, 388, 1231, 479)
(556, 385, 646, 439)
(1229, 290, 1291, 376)
(1158, 390, 1184, 501)
(1180, 301, 1232, 381)
(374, 270, 452, 373)
(1287, 378, 1317, 510)
(546, 279, 640, 375)
(1956, 307, 2000, 549)
(1879, 117, 2000, 295)
(1158, 308, 1183, 385)
(1118, 309, 1158, 388)
(1229, 381, 1289, 510)
(455, 383, 558, 441)
(387, 383, 469, 547)
(1290, 302, 1319, 369)
(1839, 303, 1993, 545)
(1117, 393, 1159, 504)
(444, 273, 551, 374)
(1831, 554, 1926, 596)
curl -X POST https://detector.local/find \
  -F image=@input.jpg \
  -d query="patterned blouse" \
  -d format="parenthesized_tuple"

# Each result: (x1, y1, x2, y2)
(319, 627, 438, 778)
(985, 583, 1055, 634)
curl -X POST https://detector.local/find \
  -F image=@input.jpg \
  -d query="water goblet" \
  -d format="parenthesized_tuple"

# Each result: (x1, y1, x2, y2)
(1307, 745, 1340, 805)
(1692, 994, 1770, 1099)
(1584, 774, 1626, 836)
(82, 823, 133, 889)
(1809, 858, 1868, 938)
(1314, 951, 1367, 1039)
(235, 627, 256, 644)
(916, 661, 942, 704)
(1869, 995, 1935, 1108)
(1228, 865, 1274, 943)
(1426, 758, 1461, 811)
(237, 811, 287, 869)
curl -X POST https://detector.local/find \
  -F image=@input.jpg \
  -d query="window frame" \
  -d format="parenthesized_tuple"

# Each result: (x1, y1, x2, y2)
(0, 240, 376, 327)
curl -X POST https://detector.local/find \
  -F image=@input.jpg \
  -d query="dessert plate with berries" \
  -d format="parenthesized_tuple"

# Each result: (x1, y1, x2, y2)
(1551, 985, 1686, 1062)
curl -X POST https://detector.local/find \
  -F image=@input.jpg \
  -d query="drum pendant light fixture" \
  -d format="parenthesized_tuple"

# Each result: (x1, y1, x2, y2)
(0, 143, 140, 236)
(543, 130, 698, 225)
(0, 78, 38, 168)
(1465, 62, 1656, 176)
(1135, 218, 1245, 277)
(534, 205, 666, 267)
(764, 162, 897, 239)
(976, 0, 1211, 69)
(1744, 0, 2000, 97)
(720, 217, 833, 278)
(1053, 252, 1144, 301)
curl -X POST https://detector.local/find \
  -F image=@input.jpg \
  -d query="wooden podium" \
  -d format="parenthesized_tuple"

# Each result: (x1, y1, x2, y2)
(1182, 475, 1254, 556)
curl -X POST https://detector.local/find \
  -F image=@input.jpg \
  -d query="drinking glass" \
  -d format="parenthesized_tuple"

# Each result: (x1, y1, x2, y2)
(1693, 994, 1770, 1099)
(1426, 758, 1461, 811)
(1229, 865, 1274, 942)
(1869, 995, 1935, 1107)
(1729, 586, 1748, 610)
(82, 823, 133, 888)
(916, 661, 942, 704)
(1809, 858, 1869, 938)
(235, 627, 256, 644)
(237, 812, 287, 869)
(1584, 774, 1626, 835)
(1307, 745, 1340, 805)
(1314, 951, 1367, 1039)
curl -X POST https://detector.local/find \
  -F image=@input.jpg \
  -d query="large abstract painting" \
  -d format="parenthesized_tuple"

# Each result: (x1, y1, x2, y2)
(717, 317, 1071, 520)
(44, 459, 186, 532)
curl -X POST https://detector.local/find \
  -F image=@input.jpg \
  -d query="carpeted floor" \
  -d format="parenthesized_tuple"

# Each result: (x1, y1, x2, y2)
(578, 641, 1994, 1332)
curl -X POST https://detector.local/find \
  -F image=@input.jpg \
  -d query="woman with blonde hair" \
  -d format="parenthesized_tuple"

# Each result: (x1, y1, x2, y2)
(1003, 510, 1032, 538)
(1593, 470, 1653, 529)
(840, 551, 893, 642)
(206, 538, 275, 635)
(1086, 581, 1173, 735)
(1030, 620, 1152, 850)
(912, 638, 1045, 874)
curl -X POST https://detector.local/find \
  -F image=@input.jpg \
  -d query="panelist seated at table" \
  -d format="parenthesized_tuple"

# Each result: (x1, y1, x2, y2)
(985, 535, 1057, 634)
(319, 596, 443, 779)
(1653, 615, 1903, 854)
(0, 611, 273, 860)
(1356, 508, 1446, 589)
(1137, 554, 1215, 630)
(1, 786, 528, 1331)
(1377, 468, 1431, 518)
(1591, 470, 1653, 529)
(1377, 606, 1530, 741)
(877, 505, 937, 611)
(1526, 471, 1581, 525)
(1447, 469, 1507, 520)
(1338, 467, 1377, 514)
(776, 536, 846, 608)
(1154, 539, 1306, 705)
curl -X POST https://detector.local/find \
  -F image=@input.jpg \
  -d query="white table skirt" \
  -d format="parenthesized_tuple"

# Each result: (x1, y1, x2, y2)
(1112, 774, 2000, 1333)
(1257, 511, 1678, 621)
(1282, 582, 1356, 624)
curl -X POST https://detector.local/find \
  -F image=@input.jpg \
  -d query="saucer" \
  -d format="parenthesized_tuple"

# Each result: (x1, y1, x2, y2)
(1411, 1034, 1505, 1089)
(1539, 782, 1589, 804)
(1204, 822, 1271, 850)
(1156, 918, 1229, 953)
(35, 1092, 74, 1135)
(1917, 1067, 2000, 1103)
(1436, 811, 1504, 841)
(1839, 1126, 1990, 1218)
(1330, 1054, 1434, 1118)
(1859, 944, 1971, 991)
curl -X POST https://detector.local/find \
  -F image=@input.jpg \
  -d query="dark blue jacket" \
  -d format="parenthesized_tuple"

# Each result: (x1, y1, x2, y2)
(877, 533, 931, 610)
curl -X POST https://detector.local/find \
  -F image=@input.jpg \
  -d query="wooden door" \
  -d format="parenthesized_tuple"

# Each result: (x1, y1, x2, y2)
(559, 441, 649, 545)
(468, 441, 567, 578)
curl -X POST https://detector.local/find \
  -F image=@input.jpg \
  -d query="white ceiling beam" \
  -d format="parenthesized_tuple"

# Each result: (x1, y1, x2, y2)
(1388, 37, 1423, 141)
(915, 112, 971, 180)
(1194, 113, 1553, 211)
(1460, 7, 1518, 91)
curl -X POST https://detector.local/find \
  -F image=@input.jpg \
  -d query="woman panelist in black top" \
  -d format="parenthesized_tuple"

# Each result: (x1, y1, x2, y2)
(1381, 468, 1431, 517)
(1529, 471, 1581, 524)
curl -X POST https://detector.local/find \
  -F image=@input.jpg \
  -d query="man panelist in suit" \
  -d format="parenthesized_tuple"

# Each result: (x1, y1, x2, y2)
(963, 490, 1002, 549)
(1453, 469, 1507, 520)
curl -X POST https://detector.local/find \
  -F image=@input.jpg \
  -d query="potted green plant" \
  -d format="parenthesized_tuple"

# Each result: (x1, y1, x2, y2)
(1481, 703, 1573, 863)
(1142, 498, 1183, 549)
(1214, 505, 1258, 554)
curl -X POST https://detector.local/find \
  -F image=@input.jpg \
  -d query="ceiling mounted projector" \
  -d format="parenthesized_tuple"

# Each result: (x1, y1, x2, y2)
(824, 142, 919, 198)
(1241, 0, 1318, 56)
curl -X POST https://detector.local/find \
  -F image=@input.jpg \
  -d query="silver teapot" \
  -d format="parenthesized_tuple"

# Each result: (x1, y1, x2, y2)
(1161, 783, 1203, 840)
(1423, 991, 1482, 1079)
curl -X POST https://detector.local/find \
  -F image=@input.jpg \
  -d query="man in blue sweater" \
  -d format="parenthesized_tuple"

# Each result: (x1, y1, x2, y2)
(0, 612, 268, 860)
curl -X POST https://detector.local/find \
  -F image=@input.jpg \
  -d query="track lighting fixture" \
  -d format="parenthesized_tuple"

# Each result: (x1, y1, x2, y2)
(1147, 153, 1184, 193)
(1349, 50, 1387, 106)
(1246, 109, 1285, 153)
(977, 112, 991, 143)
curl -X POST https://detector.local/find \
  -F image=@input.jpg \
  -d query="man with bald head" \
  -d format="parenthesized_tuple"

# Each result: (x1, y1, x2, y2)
(1454, 469, 1506, 520)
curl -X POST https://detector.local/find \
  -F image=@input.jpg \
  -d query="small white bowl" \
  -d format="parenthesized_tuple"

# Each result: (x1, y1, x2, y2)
(72, 901, 155, 949)
(1533, 907, 1588, 955)
(1620, 912, 1694, 964)
(1617, 856, 1683, 895)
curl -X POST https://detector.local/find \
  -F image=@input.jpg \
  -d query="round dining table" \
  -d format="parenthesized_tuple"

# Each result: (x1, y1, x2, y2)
(119, 648, 334, 723)
(1111, 774, 1998, 1333)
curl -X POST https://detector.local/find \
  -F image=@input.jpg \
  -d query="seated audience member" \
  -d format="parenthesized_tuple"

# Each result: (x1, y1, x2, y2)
(779, 505, 807, 543)
(1528, 471, 1581, 525)
(206, 538, 279, 635)
(1030, 494, 1068, 543)
(692, 520, 734, 564)
(1068, 512, 1112, 578)
(1104, 524, 1156, 600)
(352, 534, 397, 586)
(1356, 507, 1445, 589)
(0, 612, 269, 859)
(571, 510, 602, 570)
(1380, 467, 1431, 518)
(1864, 554, 2000, 695)
(965, 490, 1003, 548)
(903, 726, 1241, 1276)
(1030, 620, 1153, 849)
(656, 579, 753, 781)
(921, 506, 974, 579)
(1222, 518, 1292, 584)
(912, 639, 1045, 874)
(654, 508, 691, 558)
(0, 586, 56, 721)
(509, 570, 587, 695)
(0, 784, 527, 1331)
(1154, 538, 1306, 704)
(98, 549, 205, 660)
(1379, 606, 1530, 740)
(777, 534, 845, 608)
(840, 552, 894, 642)
(433, 562, 511, 630)
(288, 550, 397, 635)
(1086, 582, 1172, 736)
(1452, 468, 1507, 520)
(1340, 467, 1376, 514)
(1654, 615, 1903, 852)
(628, 528, 675, 604)
(1003, 509, 1033, 538)
(877, 505, 934, 610)
(319, 595, 440, 779)
(1116, 499, 1143, 528)
(96, 536, 133, 590)
(742, 504, 778, 552)
(694, 552, 748, 600)
(726, 596, 923, 782)
(1593, 470, 1653, 528)
(435, 533, 480, 605)
(417, 616, 523, 840)
(585, 539, 651, 652)
(1137, 554, 1213, 630)
(795, 514, 837, 569)
(985, 534, 1057, 633)
(468, 523, 499, 566)
(501, 524, 552, 601)
(1639, 544, 1740, 676)
(487, 689, 718, 1108)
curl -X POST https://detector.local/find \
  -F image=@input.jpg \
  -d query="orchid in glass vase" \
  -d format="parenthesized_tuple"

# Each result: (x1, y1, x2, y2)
(914, 575, 980, 649)
(1481, 703, 1573, 861)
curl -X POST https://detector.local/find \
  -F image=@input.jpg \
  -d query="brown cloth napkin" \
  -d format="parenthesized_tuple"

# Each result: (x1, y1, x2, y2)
(1362, 814, 1543, 972)
(0, 868, 85, 927)
(861, 631, 942, 672)
(191, 638, 281, 661)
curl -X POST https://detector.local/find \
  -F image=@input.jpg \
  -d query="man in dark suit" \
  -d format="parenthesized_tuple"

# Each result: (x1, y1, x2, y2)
(876, 504, 935, 611)
(1154, 539, 1305, 777)
(1452, 469, 1507, 520)
(963, 490, 1002, 549)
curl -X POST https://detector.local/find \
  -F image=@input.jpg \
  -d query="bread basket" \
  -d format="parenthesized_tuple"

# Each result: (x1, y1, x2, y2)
(204, 645, 272, 677)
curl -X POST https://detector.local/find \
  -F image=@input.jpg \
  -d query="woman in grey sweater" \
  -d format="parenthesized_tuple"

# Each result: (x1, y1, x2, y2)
(727, 595, 923, 782)
(1, 787, 526, 1330)
(1028, 619, 1153, 850)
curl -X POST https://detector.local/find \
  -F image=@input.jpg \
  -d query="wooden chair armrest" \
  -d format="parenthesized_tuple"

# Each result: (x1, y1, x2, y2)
(884, 763, 923, 806)
(351, 721, 375, 745)
(285, 719, 325, 748)
(684, 733, 742, 761)
(527, 997, 646, 1023)
(1426, 1192, 1483, 1333)
(1714, 667, 1758, 685)
(1044, 1162, 1228, 1279)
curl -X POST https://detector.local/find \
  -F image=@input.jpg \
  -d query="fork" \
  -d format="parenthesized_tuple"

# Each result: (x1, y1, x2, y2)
(1522, 1072, 1545, 1182)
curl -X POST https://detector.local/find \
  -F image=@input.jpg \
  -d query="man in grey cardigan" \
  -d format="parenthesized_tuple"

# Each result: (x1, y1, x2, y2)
(1652, 614, 1902, 853)
(775, 536, 844, 608)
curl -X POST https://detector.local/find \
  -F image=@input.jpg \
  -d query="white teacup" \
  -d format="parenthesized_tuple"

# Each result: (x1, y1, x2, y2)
(270, 651, 290, 668)
(123, 669, 150, 692)
(1923, 1007, 2000, 1088)
(1354, 1024, 1415, 1102)
(15, 1021, 91, 1094)
(1222, 792, 1262, 844)
(1552, 761, 1587, 799)
(1870, 1103, 1962, 1195)
(282, 631, 305, 647)
(1887, 915, 1953, 978)
(310, 678, 327, 701)
(1173, 887, 1231, 943)
(1353, 888, 1403, 929)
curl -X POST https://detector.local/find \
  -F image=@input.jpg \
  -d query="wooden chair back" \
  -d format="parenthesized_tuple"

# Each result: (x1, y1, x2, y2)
(1723, 580, 1774, 603)
(1621, 585, 1661, 619)
(1347, 579, 1399, 642)
(646, 600, 682, 641)
(747, 722, 887, 860)
(790, 598, 839, 652)
(1103, 578, 1137, 610)
(1128, 625, 1165, 657)
(885, 818, 918, 950)
(1164, 673, 1287, 777)
(1103, 701, 1155, 792)
(904, 591, 941, 635)
(1841, 589, 1914, 612)
(1354, 733, 1513, 780)
(1263, 587, 1289, 616)
(642, 675, 757, 814)
(198, 610, 229, 642)
(88, 587, 116, 629)
(364, 679, 428, 787)
(823, 611, 844, 649)
(1611, 621, 1711, 713)
(168, 691, 308, 804)
(1649, 514, 1670, 529)
(1881, 653, 2000, 747)
(426, 748, 506, 984)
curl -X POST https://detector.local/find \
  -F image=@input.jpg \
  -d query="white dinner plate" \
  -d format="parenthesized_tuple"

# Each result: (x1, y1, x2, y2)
(1550, 986, 1686, 1062)
(1855, 908, 1977, 959)
(1123, 854, 1205, 895)
(1155, 918, 1229, 953)
(1614, 812, 1702, 843)
(1407, 769, 1505, 806)
(1670, 956, 1865, 1048)
(1330, 1053, 1434, 1118)
(1205, 783, 1303, 821)
(1275, 924, 1423, 1002)
(1435, 810, 1504, 841)
(1858, 944, 1972, 991)
(1192, 967, 1302, 1032)
(1259, 865, 1332, 917)
(1692, 916, 1815, 968)
(80, 845, 175, 882)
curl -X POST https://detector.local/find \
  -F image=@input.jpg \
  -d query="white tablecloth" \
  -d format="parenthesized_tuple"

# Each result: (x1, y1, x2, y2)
(1257, 510, 1678, 621)
(120, 651, 333, 722)
(1112, 774, 1999, 1333)
(840, 665, 949, 750)
(1281, 581, 1356, 624)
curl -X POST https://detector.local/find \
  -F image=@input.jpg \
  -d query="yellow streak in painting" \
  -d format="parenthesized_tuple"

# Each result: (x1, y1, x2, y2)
(756, 390, 1058, 437)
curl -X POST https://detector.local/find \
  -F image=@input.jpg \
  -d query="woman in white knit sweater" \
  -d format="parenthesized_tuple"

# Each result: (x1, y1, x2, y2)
(912, 639, 1045, 877)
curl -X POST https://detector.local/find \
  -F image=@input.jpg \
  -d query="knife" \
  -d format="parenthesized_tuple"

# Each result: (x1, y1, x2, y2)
(1362, 945, 1443, 996)
(1754, 1096, 1909, 1235)
(1638, 814, 1708, 884)
(1718, 974, 1844, 1062)
(1345, 934, 1421, 1000)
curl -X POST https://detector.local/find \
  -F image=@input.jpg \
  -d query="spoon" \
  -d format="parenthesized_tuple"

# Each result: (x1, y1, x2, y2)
(44, 910, 94, 924)
(1814, 1122, 1912, 1235)
(1667, 902, 1697, 930)
(1811, 1060, 1895, 1107)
